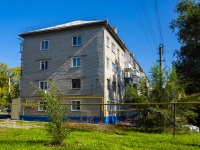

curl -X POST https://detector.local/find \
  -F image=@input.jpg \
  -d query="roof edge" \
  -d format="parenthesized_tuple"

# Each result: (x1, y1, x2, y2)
(18, 20, 108, 37)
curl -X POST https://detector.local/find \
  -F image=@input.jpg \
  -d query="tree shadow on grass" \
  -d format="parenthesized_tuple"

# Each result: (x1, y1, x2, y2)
(184, 144, 200, 148)
(0, 139, 46, 145)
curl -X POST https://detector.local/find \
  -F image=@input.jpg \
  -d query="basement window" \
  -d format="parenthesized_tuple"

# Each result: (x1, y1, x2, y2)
(38, 101, 47, 111)
(72, 79, 81, 89)
(71, 100, 80, 111)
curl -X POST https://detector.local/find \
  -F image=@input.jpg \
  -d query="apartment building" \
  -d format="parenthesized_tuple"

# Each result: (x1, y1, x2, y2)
(18, 20, 145, 124)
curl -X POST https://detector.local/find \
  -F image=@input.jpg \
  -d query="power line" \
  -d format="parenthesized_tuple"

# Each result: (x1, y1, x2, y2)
(133, 0, 157, 59)
(140, 0, 158, 50)
(154, 0, 164, 44)
(154, 0, 167, 68)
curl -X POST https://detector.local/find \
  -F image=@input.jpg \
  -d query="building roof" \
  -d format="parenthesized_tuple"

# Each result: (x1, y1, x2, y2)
(18, 19, 127, 51)
(18, 20, 107, 37)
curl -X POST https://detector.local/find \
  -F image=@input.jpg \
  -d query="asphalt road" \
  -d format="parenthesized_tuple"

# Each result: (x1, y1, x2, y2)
(0, 112, 11, 119)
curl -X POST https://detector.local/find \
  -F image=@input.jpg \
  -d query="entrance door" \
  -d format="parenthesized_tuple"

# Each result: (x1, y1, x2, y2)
(11, 98, 20, 120)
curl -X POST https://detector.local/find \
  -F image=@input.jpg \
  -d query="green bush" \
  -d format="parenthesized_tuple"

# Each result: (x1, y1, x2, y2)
(32, 81, 71, 145)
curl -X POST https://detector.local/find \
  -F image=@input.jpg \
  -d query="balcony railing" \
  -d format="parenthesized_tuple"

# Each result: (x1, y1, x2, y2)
(124, 68, 139, 78)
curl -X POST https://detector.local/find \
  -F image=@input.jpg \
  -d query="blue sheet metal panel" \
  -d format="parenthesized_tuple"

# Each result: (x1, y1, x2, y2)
(20, 115, 49, 122)
(20, 115, 126, 124)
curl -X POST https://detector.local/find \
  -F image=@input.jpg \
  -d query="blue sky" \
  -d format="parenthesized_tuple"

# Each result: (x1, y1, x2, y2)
(0, 0, 179, 74)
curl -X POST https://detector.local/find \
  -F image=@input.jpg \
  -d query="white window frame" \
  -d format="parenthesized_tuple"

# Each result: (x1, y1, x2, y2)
(117, 49, 120, 59)
(121, 52, 124, 62)
(106, 57, 110, 69)
(112, 82, 116, 92)
(71, 57, 81, 67)
(106, 37, 110, 47)
(111, 43, 115, 53)
(38, 101, 47, 111)
(39, 81, 48, 90)
(40, 60, 48, 70)
(118, 68, 121, 77)
(72, 79, 81, 89)
(111, 101, 116, 111)
(107, 101, 110, 111)
(112, 62, 116, 72)
(107, 79, 110, 90)
(71, 100, 80, 111)
(72, 36, 81, 46)
(40, 40, 49, 50)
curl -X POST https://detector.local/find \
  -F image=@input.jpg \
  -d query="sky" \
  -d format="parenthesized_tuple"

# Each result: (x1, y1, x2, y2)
(0, 0, 180, 75)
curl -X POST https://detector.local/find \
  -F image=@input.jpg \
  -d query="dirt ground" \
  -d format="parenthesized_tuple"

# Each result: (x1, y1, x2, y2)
(0, 119, 42, 129)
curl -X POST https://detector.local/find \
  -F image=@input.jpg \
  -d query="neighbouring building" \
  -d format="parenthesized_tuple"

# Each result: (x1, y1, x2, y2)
(18, 20, 147, 124)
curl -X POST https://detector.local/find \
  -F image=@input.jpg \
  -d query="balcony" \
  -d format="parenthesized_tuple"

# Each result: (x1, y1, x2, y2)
(124, 61, 134, 70)
(124, 68, 140, 85)
(124, 68, 133, 78)
(132, 75, 140, 84)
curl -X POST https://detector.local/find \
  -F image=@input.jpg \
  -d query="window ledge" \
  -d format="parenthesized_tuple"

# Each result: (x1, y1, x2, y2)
(71, 110, 80, 112)
(72, 45, 81, 47)
(112, 51, 115, 54)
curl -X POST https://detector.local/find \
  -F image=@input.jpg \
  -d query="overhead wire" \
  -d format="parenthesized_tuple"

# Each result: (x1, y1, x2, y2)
(154, 0, 167, 67)
(140, 0, 158, 50)
(154, 0, 164, 44)
(133, 0, 157, 59)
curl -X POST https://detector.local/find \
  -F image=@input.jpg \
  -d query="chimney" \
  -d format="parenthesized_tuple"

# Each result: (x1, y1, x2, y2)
(112, 27, 117, 33)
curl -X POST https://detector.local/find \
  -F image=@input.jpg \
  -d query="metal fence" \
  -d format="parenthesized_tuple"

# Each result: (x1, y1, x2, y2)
(1, 101, 200, 136)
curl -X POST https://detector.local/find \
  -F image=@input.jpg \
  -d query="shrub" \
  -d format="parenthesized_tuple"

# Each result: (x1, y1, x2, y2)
(32, 81, 70, 145)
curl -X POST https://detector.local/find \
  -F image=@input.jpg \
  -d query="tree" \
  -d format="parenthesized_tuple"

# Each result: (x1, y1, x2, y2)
(0, 63, 20, 106)
(125, 65, 200, 132)
(170, 0, 200, 94)
(32, 81, 70, 145)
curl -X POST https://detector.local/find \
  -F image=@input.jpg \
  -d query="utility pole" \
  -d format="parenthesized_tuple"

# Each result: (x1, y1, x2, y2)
(159, 44, 163, 73)
(158, 44, 164, 88)
(7, 77, 11, 113)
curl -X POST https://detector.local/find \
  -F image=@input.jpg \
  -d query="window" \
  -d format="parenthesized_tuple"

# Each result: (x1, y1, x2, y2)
(71, 100, 80, 111)
(112, 63, 116, 72)
(118, 84, 121, 95)
(20, 43, 23, 53)
(122, 70, 124, 79)
(112, 82, 116, 92)
(121, 52, 124, 61)
(118, 69, 121, 77)
(40, 61, 48, 70)
(38, 101, 47, 111)
(106, 57, 110, 68)
(107, 79, 110, 90)
(106, 37, 110, 47)
(40, 41, 48, 50)
(72, 79, 80, 89)
(72, 36, 81, 46)
(111, 101, 116, 111)
(107, 101, 110, 110)
(39, 81, 48, 90)
(72, 58, 81, 67)
(117, 49, 120, 58)
(111, 43, 115, 53)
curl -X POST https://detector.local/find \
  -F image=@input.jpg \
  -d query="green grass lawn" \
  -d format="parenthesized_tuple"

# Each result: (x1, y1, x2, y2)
(0, 121, 200, 150)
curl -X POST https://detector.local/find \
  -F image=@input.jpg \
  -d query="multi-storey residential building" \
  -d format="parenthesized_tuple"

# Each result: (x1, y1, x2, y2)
(18, 20, 146, 124)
